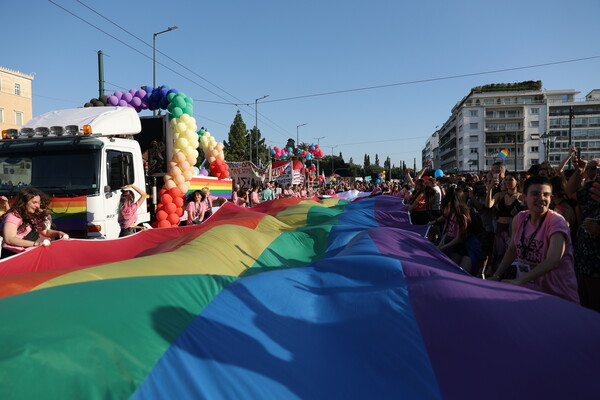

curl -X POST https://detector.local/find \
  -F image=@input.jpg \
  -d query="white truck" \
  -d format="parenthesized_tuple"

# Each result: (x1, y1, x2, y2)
(0, 106, 228, 239)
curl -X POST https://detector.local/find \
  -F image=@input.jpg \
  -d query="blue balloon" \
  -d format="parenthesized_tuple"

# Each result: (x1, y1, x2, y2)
(159, 97, 169, 110)
(288, 147, 293, 152)
(434, 169, 444, 178)
(376, 179, 381, 183)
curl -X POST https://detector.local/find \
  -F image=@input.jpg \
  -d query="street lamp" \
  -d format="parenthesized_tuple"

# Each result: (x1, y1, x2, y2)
(327, 145, 338, 175)
(153, 26, 178, 115)
(313, 136, 325, 176)
(254, 95, 269, 166)
(541, 132, 557, 164)
(296, 123, 307, 149)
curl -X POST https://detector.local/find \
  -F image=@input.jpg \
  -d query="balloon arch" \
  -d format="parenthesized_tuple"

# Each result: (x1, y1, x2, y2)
(85, 86, 229, 227)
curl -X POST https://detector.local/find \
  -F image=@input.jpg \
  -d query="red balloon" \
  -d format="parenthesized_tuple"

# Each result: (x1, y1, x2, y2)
(159, 188, 167, 197)
(173, 197, 184, 207)
(157, 203, 164, 211)
(167, 212, 180, 225)
(161, 193, 173, 204)
(176, 207, 183, 217)
(157, 220, 171, 228)
(165, 202, 177, 214)
(169, 187, 182, 199)
(156, 210, 168, 221)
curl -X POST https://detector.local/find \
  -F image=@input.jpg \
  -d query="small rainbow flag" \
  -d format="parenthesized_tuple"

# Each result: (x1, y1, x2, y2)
(497, 149, 509, 160)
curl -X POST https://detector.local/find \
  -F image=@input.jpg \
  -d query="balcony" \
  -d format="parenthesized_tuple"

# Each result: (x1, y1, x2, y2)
(484, 111, 523, 120)
(485, 134, 523, 145)
(485, 124, 524, 132)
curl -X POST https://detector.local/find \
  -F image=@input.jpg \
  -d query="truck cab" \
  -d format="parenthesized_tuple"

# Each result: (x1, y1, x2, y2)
(0, 107, 150, 239)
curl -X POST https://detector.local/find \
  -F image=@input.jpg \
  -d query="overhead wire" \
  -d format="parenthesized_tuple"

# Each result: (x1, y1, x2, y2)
(49, 0, 292, 139)
(72, 0, 293, 139)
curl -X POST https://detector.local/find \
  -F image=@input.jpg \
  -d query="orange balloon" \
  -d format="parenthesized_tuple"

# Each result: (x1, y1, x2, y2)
(156, 210, 168, 221)
(167, 213, 180, 225)
(158, 220, 171, 228)
(169, 187, 183, 199)
(161, 193, 173, 204)
(165, 202, 177, 214)
(173, 197, 184, 207)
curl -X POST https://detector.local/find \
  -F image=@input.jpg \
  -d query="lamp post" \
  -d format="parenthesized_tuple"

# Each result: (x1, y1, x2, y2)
(153, 26, 178, 116)
(327, 145, 338, 175)
(313, 136, 325, 176)
(541, 132, 557, 165)
(296, 123, 307, 150)
(254, 95, 269, 166)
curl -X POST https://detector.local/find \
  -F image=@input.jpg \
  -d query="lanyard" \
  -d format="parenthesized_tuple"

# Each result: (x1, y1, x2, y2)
(519, 213, 546, 260)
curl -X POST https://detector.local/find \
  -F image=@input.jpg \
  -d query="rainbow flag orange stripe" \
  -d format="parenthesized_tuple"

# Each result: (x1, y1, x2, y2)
(187, 176, 233, 199)
(49, 196, 87, 230)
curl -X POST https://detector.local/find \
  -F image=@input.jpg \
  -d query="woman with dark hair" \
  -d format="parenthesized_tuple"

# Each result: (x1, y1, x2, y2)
(430, 187, 481, 275)
(118, 184, 146, 237)
(408, 179, 436, 225)
(549, 175, 577, 238)
(1, 187, 68, 258)
(486, 172, 523, 274)
(185, 190, 207, 225)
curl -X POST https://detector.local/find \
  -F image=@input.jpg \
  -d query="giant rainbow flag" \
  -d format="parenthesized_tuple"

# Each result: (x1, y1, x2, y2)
(0, 196, 599, 399)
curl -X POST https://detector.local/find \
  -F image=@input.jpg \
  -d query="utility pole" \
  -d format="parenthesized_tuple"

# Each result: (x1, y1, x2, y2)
(568, 106, 574, 169)
(255, 95, 269, 166)
(314, 136, 325, 176)
(97, 50, 104, 98)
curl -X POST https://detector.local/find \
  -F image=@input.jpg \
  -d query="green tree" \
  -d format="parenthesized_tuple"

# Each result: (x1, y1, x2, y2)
(247, 126, 268, 166)
(375, 154, 380, 167)
(223, 111, 248, 162)
(364, 154, 370, 169)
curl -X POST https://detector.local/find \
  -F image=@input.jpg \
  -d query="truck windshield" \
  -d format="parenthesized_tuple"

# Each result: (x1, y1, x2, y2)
(0, 149, 101, 196)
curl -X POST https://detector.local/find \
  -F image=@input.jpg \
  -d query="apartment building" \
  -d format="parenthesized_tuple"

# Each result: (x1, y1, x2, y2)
(545, 89, 600, 164)
(422, 81, 597, 173)
(0, 66, 34, 132)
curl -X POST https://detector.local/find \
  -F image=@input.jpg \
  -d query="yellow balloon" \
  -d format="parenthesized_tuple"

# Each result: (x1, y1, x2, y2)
(176, 122, 187, 133)
(174, 174, 185, 184)
(177, 138, 189, 149)
(179, 160, 190, 171)
(165, 180, 176, 190)
(171, 166, 182, 176)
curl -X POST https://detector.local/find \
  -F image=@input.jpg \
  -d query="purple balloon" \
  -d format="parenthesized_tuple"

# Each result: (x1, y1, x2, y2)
(123, 92, 133, 103)
(118, 99, 128, 107)
(199, 169, 209, 176)
(108, 95, 119, 106)
(140, 99, 149, 109)
(114, 91, 123, 100)
(131, 97, 142, 107)
(129, 89, 137, 96)
(137, 89, 146, 99)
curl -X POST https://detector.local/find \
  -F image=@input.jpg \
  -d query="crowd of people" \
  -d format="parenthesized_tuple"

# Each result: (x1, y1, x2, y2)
(2, 149, 598, 313)
(396, 148, 599, 312)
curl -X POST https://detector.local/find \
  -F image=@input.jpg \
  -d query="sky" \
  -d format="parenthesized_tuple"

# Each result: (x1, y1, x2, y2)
(3, 0, 599, 169)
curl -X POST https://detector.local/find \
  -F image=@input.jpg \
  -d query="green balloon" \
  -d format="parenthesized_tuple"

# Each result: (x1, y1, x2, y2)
(175, 96, 186, 109)
(183, 106, 193, 116)
(185, 96, 193, 105)
(198, 129, 205, 136)
(167, 102, 175, 113)
(172, 107, 183, 118)
(167, 92, 177, 102)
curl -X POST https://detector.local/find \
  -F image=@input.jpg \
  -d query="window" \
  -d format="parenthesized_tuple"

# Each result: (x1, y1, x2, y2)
(530, 108, 539, 115)
(470, 123, 478, 129)
(458, 149, 463, 156)
(529, 121, 539, 128)
(483, 99, 495, 105)
(502, 98, 511, 105)
(529, 159, 539, 165)
(469, 135, 478, 142)
(14, 83, 21, 96)
(522, 97, 533, 104)
(0, 109, 4, 123)
(459, 137, 463, 144)
(530, 146, 539, 153)
(107, 150, 135, 190)
(15, 112, 23, 126)
(470, 110, 478, 117)
(470, 148, 478, 153)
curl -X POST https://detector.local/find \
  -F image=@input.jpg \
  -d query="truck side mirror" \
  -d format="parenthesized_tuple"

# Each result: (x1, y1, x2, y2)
(104, 185, 112, 194)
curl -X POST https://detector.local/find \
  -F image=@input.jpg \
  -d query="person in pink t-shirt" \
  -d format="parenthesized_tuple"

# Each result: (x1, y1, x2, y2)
(118, 184, 146, 237)
(492, 175, 579, 303)
(186, 190, 207, 225)
(1, 187, 69, 258)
